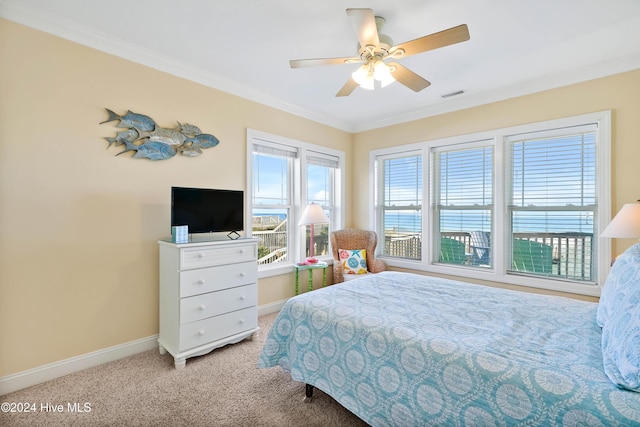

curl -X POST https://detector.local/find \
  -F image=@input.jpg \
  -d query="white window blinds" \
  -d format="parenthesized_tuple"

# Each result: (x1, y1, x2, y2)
(252, 142, 296, 206)
(507, 124, 597, 281)
(433, 142, 493, 267)
(378, 153, 422, 260)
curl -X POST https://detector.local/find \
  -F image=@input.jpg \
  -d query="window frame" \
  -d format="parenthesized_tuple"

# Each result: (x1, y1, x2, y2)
(505, 124, 598, 282)
(370, 111, 611, 296)
(432, 139, 495, 268)
(374, 149, 424, 261)
(247, 129, 345, 278)
(305, 150, 340, 259)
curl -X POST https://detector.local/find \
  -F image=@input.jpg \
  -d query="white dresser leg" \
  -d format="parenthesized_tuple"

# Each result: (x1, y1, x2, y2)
(174, 357, 186, 369)
(158, 344, 167, 355)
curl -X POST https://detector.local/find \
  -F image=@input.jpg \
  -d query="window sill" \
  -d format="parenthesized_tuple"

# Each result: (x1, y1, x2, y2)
(381, 258, 601, 297)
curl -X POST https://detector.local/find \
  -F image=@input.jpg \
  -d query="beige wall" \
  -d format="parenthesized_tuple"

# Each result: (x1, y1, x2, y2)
(352, 69, 640, 299)
(0, 20, 351, 376)
(3, 17, 640, 378)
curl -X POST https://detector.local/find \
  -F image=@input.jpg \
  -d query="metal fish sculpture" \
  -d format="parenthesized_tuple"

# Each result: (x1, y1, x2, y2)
(117, 140, 177, 161)
(100, 108, 156, 131)
(180, 147, 203, 157)
(176, 122, 201, 137)
(100, 108, 220, 160)
(104, 129, 139, 147)
(185, 134, 219, 149)
(135, 127, 187, 146)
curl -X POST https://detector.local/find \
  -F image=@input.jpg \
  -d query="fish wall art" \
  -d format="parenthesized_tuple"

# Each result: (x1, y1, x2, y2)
(99, 108, 220, 161)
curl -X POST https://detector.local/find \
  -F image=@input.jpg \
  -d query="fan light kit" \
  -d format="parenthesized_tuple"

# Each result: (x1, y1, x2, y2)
(290, 8, 470, 97)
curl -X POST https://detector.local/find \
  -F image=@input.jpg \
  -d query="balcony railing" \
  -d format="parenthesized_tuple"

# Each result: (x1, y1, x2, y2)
(251, 217, 594, 281)
(384, 231, 594, 281)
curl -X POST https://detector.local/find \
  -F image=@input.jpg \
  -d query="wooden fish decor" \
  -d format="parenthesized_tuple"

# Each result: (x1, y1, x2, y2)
(99, 108, 219, 161)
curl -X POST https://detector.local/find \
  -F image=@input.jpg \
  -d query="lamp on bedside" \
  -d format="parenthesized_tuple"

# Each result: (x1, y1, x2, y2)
(601, 201, 640, 238)
(299, 203, 330, 262)
(601, 201, 640, 265)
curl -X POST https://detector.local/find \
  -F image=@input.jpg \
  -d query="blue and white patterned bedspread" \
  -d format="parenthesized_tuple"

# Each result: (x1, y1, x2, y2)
(257, 272, 640, 426)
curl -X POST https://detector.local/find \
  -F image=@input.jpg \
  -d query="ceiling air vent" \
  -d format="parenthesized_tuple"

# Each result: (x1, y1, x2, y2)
(442, 90, 464, 98)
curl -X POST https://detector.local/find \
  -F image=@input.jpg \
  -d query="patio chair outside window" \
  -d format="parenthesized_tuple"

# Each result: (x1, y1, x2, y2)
(440, 237, 467, 265)
(470, 230, 491, 266)
(511, 239, 553, 274)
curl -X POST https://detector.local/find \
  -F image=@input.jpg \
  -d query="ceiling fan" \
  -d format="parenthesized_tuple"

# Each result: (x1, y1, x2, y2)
(289, 8, 470, 97)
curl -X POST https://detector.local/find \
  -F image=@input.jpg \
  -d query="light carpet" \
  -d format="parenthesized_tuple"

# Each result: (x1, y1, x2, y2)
(0, 312, 368, 426)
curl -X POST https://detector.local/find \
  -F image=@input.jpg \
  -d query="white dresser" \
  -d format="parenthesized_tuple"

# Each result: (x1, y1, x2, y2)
(158, 238, 259, 368)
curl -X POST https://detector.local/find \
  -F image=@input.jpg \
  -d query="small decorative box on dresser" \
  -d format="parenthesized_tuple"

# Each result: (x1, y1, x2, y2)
(158, 238, 259, 368)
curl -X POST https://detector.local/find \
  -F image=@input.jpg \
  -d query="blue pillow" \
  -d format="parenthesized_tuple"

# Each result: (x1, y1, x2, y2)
(597, 243, 640, 327)
(602, 295, 640, 391)
(599, 243, 640, 391)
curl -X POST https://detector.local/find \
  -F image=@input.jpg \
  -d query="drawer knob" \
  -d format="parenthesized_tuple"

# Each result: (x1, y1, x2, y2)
(199, 304, 206, 310)
(198, 330, 205, 336)
(240, 295, 246, 301)
(239, 319, 245, 324)
(239, 272, 245, 277)
(197, 279, 205, 285)
(240, 249, 246, 254)
(198, 253, 205, 258)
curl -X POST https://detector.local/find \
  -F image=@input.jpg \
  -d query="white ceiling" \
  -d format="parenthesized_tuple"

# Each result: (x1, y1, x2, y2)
(3, 0, 640, 132)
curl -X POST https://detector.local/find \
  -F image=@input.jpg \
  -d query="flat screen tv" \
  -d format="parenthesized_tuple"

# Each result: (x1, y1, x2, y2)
(171, 187, 244, 235)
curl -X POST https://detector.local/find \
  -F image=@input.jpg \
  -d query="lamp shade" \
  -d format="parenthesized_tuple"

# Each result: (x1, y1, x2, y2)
(298, 203, 330, 226)
(601, 202, 640, 238)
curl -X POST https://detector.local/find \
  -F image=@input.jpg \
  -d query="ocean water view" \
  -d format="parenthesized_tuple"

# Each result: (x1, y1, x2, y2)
(252, 211, 595, 235)
(384, 211, 595, 234)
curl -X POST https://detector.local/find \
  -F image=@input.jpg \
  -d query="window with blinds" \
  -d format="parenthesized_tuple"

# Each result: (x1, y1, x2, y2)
(305, 151, 339, 258)
(378, 153, 422, 260)
(507, 124, 597, 281)
(251, 142, 297, 265)
(370, 111, 609, 294)
(248, 130, 346, 272)
(433, 142, 493, 267)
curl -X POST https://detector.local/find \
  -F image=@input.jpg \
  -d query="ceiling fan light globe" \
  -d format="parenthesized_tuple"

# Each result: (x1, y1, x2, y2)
(360, 77, 375, 90)
(379, 74, 395, 88)
(351, 64, 370, 85)
(373, 61, 395, 87)
(372, 59, 385, 76)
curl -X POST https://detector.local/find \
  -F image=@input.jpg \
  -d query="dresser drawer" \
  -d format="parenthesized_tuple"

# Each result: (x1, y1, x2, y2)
(180, 284, 257, 324)
(179, 306, 257, 351)
(180, 261, 257, 298)
(181, 243, 256, 270)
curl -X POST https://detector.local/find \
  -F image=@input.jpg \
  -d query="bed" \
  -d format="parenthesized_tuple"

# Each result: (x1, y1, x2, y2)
(258, 246, 640, 426)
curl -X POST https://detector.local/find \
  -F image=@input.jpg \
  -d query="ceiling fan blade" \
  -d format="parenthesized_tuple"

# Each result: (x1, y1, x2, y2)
(336, 77, 359, 97)
(388, 62, 431, 92)
(346, 8, 380, 49)
(290, 57, 361, 68)
(390, 24, 470, 58)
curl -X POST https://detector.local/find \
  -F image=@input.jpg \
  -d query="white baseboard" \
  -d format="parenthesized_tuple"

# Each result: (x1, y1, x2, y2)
(258, 299, 287, 316)
(0, 335, 159, 396)
(0, 301, 287, 396)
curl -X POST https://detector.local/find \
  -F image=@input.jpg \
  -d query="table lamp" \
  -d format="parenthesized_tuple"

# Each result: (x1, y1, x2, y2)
(298, 203, 330, 262)
(601, 201, 640, 238)
(601, 201, 640, 265)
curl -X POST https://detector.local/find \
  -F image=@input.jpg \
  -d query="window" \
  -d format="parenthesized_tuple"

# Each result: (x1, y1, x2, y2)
(305, 152, 340, 258)
(433, 142, 493, 267)
(371, 111, 611, 296)
(247, 130, 344, 276)
(251, 141, 296, 266)
(507, 125, 597, 281)
(375, 152, 422, 261)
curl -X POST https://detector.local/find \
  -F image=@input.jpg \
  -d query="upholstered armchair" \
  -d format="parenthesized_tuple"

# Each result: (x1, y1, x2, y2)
(330, 229, 388, 283)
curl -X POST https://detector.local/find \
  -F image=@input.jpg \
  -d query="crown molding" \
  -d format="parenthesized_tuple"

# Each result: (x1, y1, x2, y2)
(0, 1, 356, 132)
(2, 1, 640, 134)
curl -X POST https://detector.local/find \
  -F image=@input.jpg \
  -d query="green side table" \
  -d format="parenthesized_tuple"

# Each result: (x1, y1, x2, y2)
(294, 261, 328, 295)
